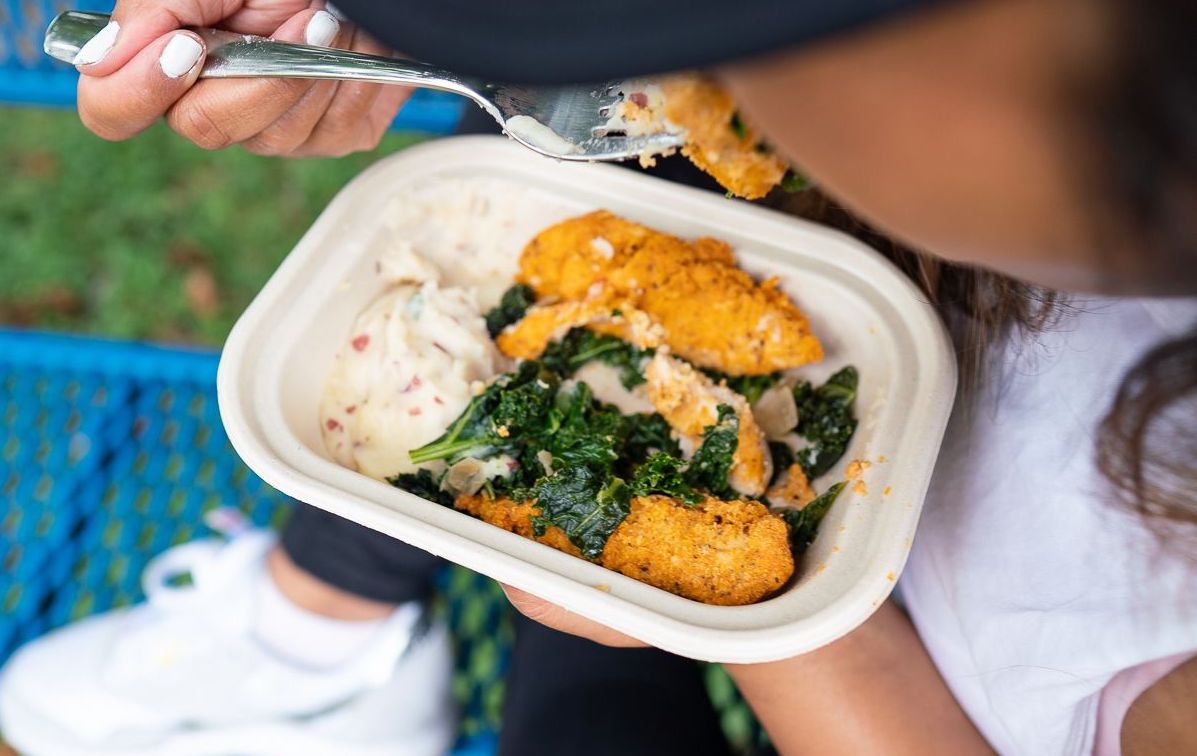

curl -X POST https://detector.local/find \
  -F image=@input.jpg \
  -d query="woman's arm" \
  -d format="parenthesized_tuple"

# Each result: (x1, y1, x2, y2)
(503, 587, 990, 754)
(726, 601, 990, 755)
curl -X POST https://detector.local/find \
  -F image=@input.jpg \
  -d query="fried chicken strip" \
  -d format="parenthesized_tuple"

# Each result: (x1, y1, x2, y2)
(766, 463, 816, 510)
(495, 295, 663, 360)
(659, 76, 789, 200)
(456, 493, 794, 606)
(514, 211, 823, 376)
(607, 76, 788, 199)
(518, 210, 733, 301)
(645, 352, 772, 498)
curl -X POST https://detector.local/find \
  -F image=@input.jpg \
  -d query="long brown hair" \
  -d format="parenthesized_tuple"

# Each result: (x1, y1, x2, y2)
(1091, 0, 1197, 537)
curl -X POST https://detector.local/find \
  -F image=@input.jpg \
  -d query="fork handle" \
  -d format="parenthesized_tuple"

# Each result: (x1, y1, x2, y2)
(45, 11, 489, 102)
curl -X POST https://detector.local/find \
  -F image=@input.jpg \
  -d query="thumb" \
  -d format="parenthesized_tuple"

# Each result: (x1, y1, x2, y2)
(74, 0, 239, 75)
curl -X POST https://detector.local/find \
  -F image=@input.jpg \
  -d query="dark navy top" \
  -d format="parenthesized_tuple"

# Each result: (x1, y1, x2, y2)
(331, 0, 939, 83)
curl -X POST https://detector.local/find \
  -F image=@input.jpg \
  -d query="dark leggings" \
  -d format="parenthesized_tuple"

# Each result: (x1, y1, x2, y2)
(281, 504, 733, 756)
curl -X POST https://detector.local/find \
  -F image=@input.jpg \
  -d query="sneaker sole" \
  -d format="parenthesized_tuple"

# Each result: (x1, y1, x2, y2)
(0, 669, 454, 756)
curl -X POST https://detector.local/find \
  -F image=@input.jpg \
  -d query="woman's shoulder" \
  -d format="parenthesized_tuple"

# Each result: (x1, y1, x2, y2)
(898, 295, 1197, 755)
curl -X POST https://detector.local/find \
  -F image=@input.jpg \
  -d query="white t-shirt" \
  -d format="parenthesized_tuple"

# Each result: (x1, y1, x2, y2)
(899, 297, 1197, 755)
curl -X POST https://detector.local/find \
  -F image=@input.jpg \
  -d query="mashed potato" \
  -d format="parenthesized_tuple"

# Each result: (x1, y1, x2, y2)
(320, 278, 500, 480)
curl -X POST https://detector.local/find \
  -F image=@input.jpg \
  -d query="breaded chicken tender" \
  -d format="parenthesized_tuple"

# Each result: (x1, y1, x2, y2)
(518, 210, 732, 301)
(644, 353, 771, 497)
(514, 211, 823, 375)
(456, 493, 581, 555)
(613, 248, 823, 374)
(659, 77, 789, 200)
(608, 76, 788, 199)
(766, 463, 816, 510)
(496, 295, 663, 360)
(455, 493, 794, 606)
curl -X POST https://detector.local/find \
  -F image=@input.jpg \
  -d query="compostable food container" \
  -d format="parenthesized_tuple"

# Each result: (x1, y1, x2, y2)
(218, 136, 956, 663)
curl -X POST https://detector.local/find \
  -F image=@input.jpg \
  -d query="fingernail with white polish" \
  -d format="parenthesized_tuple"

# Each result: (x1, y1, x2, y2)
(74, 20, 119, 66)
(160, 34, 203, 79)
(305, 10, 340, 47)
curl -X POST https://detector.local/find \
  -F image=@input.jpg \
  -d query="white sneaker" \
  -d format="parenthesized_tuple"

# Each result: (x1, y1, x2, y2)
(0, 522, 457, 756)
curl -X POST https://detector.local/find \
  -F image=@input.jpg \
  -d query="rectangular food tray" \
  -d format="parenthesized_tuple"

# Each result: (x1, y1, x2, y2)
(218, 135, 956, 663)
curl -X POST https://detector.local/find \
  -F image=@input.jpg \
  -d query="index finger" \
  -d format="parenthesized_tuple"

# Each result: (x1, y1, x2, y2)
(76, 30, 207, 141)
(73, 0, 239, 75)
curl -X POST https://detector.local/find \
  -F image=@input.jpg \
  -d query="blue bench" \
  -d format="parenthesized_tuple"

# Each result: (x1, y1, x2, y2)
(0, 329, 501, 754)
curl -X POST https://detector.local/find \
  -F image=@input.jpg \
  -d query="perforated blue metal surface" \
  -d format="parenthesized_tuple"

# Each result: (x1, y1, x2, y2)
(0, 0, 465, 132)
(0, 329, 501, 754)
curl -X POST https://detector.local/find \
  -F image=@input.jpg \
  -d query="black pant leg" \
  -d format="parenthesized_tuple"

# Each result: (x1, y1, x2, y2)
(498, 611, 733, 756)
(279, 504, 443, 604)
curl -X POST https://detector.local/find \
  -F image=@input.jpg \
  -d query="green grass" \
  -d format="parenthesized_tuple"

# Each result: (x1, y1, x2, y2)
(0, 106, 426, 345)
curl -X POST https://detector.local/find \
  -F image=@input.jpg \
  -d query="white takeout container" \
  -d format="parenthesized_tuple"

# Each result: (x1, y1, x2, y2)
(218, 136, 956, 663)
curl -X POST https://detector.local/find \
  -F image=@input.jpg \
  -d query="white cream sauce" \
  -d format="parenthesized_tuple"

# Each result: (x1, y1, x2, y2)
(504, 115, 582, 157)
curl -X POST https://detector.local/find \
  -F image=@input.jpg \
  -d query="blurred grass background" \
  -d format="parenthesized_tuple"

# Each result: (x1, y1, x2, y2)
(0, 106, 425, 344)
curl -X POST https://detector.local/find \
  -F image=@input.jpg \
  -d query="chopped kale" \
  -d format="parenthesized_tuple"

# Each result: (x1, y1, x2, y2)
(541, 328, 652, 389)
(484, 283, 537, 337)
(406, 340, 849, 559)
(623, 412, 679, 463)
(793, 366, 859, 479)
(768, 441, 795, 486)
(490, 445, 545, 500)
(780, 170, 812, 193)
(542, 382, 628, 468)
(729, 373, 782, 405)
(683, 404, 740, 498)
(408, 361, 558, 464)
(702, 368, 782, 405)
(388, 469, 454, 507)
(629, 452, 703, 505)
(492, 367, 558, 433)
(530, 463, 632, 559)
(780, 482, 846, 557)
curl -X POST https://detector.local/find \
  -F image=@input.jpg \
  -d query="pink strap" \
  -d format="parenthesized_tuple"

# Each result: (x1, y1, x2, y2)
(1094, 652, 1193, 755)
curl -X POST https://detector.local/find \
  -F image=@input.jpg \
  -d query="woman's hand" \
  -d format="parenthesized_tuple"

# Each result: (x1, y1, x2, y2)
(507, 586, 991, 754)
(500, 584, 647, 648)
(74, 0, 411, 156)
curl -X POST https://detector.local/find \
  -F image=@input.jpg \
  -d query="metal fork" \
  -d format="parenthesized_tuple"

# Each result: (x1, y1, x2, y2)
(44, 10, 683, 162)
